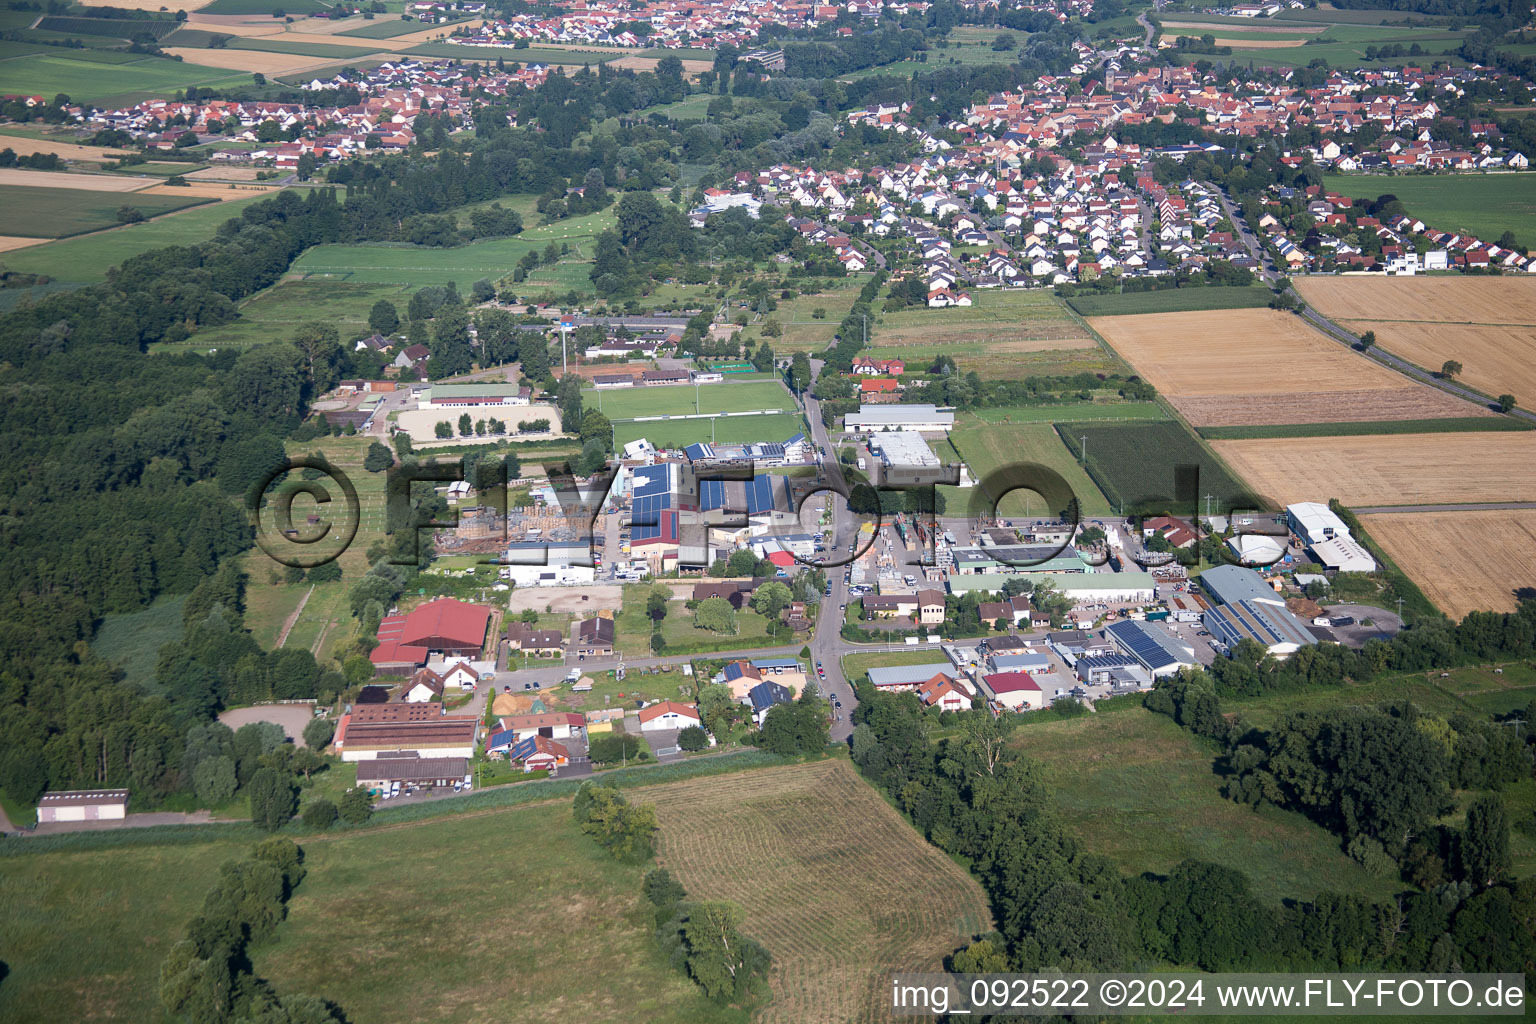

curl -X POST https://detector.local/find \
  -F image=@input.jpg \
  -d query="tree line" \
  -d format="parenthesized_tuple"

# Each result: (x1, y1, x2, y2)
(850, 688, 1536, 977)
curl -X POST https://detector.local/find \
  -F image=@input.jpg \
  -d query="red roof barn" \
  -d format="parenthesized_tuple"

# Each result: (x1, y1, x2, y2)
(370, 598, 491, 672)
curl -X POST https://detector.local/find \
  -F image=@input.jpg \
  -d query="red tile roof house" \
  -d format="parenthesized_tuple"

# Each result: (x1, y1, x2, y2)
(638, 700, 702, 732)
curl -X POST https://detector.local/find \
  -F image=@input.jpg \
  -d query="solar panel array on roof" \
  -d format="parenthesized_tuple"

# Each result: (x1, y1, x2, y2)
(1105, 620, 1191, 673)
(630, 464, 677, 543)
(699, 474, 786, 516)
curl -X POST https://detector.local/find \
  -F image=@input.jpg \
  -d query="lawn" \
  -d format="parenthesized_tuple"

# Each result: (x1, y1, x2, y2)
(0, 183, 208, 238)
(738, 280, 870, 354)
(1323, 172, 1536, 246)
(1064, 285, 1276, 317)
(646, 760, 992, 1024)
(647, 93, 714, 120)
(0, 50, 250, 105)
(1058, 420, 1257, 516)
(92, 593, 187, 693)
(293, 202, 616, 288)
(0, 795, 739, 1024)
(155, 277, 413, 353)
(841, 649, 952, 683)
(613, 583, 797, 657)
(1226, 662, 1536, 730)
(945, 416, 1115, 516)
(875, 288, 1086, 343)
(1013, 708, 1403, 904)
(0, 189, 285, 283)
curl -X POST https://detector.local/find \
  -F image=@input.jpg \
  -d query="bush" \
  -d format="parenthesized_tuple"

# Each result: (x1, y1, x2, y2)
(301, 799, 338, 829)
(678, 725, 708, 751)
(302, 717, 335, 750)
(589, 732, 645, 764)
(338, 785, 373, 825)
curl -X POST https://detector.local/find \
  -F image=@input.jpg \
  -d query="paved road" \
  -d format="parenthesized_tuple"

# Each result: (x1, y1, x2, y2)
(1211, 183, 1278, 283)
(1351, 502, 1536, 515)
(805, 359, 860, 743)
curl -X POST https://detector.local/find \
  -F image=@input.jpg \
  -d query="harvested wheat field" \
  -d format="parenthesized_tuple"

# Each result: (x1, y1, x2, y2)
(1348, 322, 1536, 406)
(0, 168, 150, 191)
(139, 181, 273, 200)
(649, 760, 991, 1024)
(1089, 308, 1488, 424)
(184, 165, 265, 181)
(1360, 509, 1536, 619)
(163, 46, 346, 74)
(0, 135, 131, 163)
(1212, 432, 1536, 507)
(607, 55, 712, 75)
(0, 235, 42, 253)
(1294, 276, 1536, 405)
(1296, 275, 1536, 325)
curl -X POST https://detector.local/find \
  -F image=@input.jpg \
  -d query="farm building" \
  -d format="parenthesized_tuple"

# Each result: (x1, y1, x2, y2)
(979, 671, 1045, 711)
(36, 789, 128, 823)
(844, 404, 954, 433)
(370, 598, 492, 673)
(638, 700, 702, 732)
(356, 756, 468, 789)
(1105, 619, 1196, 678)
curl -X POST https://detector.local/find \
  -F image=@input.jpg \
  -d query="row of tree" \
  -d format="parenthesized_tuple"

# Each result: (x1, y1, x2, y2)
(849, 690, 1536, 975)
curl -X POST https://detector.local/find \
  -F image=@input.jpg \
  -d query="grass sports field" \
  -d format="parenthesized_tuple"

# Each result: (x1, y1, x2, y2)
(1061, 420, 1255, 515)
(1064, 285, 1275, 317)
(1359, 509, 1536, 619)
(1296, 276, 1536, 403)
(0, 188, 283, 283)
(595, 378, 790, 419)
(0, 49, 249, 104)
(159, 278, 413, 353)
(1013, 707, 1402, 904)
(1323, 172, 1536, 245)
(1212, 432, 1536, 507)
(647, 760, 992, 1024)
(1089, 308, 1488, 426)
(0, 183, 207, 237)
(611, 412, 803, 450)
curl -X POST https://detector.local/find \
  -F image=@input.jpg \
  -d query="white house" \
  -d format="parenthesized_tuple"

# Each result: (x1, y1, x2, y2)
(638, 700, 701, 732)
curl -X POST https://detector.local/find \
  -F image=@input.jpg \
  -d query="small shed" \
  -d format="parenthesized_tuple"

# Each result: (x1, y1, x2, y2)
(37, 789, 129, 823)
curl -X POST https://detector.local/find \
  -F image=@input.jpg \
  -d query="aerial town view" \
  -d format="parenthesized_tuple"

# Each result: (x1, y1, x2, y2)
(4, 0, 1536, 1018)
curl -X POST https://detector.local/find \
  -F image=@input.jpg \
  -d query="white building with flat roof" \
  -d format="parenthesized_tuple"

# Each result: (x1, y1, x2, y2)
(845, 404, 954, 433)
(869, 430, 939, 467)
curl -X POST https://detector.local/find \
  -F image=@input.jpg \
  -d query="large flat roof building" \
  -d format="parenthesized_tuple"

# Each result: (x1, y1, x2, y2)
(1105, 619, 1196, 677)
(1199, 564, 1319, 657)
(844, 403, 954, 433)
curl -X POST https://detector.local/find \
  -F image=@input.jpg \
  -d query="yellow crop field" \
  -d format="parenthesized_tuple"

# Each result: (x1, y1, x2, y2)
(1212, 432, 1536, 507)
(1361, 509, 1536, 619)
(1295, 276, 1536, 405)
(1087, 308, 1487, 425)
(0, 168, 150, 191)
(1295, 275, 1536, 325)
(162, 46, 346, 74)
(649, 760, 992, 1024)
